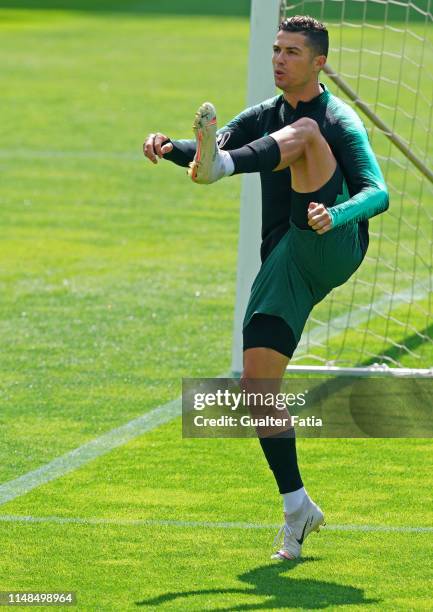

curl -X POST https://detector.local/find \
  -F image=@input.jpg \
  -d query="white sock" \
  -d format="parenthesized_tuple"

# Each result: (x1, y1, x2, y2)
(282, 487, 307, 515)
(219, 149, 235, 176)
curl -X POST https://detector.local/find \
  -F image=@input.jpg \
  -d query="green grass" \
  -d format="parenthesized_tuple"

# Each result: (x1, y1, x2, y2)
(0, 4, 432, 611)
(1, 424, 433, 610)
(0, 7, 247, 478)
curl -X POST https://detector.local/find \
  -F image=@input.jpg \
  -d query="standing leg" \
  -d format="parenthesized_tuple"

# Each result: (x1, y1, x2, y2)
(241, 318, 325, 561)
(241, 343, 303, 497)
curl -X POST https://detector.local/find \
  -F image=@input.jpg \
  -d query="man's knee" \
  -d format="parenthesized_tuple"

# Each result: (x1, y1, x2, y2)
(241, 348, 270, 381)
(241, 362, 259, 385)
(280, 117, 320, 148)
(241, 347, 289, 382)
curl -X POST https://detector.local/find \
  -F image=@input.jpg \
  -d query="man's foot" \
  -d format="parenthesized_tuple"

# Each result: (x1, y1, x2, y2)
(271, 495, 325, 560)
(188, 102, 227, 184)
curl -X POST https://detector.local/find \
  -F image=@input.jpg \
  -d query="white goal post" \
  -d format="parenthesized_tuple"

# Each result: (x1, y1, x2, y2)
(231, 0, 433, 377)
(231, 0, 282, 376)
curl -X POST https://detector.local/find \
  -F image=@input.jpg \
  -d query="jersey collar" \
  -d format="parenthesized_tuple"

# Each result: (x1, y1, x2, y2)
(283, 83, 329, 111)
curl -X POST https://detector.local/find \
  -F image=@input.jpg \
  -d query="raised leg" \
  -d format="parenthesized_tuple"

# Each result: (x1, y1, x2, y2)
(270, 117, 337, 192)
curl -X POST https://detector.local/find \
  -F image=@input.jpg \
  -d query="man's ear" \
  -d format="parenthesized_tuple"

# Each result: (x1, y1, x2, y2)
(314, 54, 327, 72)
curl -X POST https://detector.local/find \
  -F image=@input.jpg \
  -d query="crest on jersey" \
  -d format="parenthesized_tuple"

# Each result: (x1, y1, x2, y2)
(216, 131, 231, 149)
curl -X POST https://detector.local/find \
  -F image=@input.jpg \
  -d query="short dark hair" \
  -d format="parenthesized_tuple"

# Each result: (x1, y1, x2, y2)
(279, 15, 329, 57)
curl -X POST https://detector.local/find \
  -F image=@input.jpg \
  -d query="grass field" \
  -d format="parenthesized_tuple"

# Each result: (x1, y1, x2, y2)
(1, 2, 432, 611)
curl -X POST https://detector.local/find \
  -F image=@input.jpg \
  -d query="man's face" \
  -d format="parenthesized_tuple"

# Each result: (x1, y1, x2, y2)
(272, 30, 323, 92)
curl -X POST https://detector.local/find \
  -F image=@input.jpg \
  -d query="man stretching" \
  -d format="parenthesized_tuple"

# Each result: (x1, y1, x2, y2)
(143, 15, 389, 560)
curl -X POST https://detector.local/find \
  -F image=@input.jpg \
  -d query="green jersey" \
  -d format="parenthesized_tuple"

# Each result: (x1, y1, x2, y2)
(164, 84, 389, 261)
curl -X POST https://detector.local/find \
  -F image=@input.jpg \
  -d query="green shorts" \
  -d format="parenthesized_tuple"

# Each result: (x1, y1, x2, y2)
(243, 169, 364, 353)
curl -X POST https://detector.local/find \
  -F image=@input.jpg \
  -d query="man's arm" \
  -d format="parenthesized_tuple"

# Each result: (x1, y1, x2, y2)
(326, 107, 389, 228)
(144, 105, 262, 168)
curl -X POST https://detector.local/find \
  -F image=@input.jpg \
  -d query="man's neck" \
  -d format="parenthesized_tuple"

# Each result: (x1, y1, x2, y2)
(283, 81, 323, 109)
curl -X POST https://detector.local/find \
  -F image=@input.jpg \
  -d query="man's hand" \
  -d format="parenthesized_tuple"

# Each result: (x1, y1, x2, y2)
(143, 132, 173, 164)
(307, 202, 332, 234)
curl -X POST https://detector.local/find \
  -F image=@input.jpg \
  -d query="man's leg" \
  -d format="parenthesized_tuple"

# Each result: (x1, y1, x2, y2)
(241, 343, 303, 494)
(241, 337, 306, 517)
(242, 315, 324, 561)
(188, 102, 337, 190)
(269, 118, 336, 187)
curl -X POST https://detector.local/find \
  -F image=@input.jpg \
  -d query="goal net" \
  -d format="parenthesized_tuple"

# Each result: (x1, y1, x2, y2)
(232, 0, 433, 376)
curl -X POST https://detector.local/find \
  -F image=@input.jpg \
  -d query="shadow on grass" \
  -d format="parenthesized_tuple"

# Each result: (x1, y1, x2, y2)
(135, 557, 379, 609)
(361, 321, 433, 370)
(0, 0, 250, 17)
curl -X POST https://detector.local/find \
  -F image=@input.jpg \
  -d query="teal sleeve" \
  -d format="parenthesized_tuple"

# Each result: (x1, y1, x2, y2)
(328, 109, 389, 228)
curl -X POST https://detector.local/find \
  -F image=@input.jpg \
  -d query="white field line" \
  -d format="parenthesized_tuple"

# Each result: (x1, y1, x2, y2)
(0, 398, 182, 506)
(0, 514, 432, 534)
